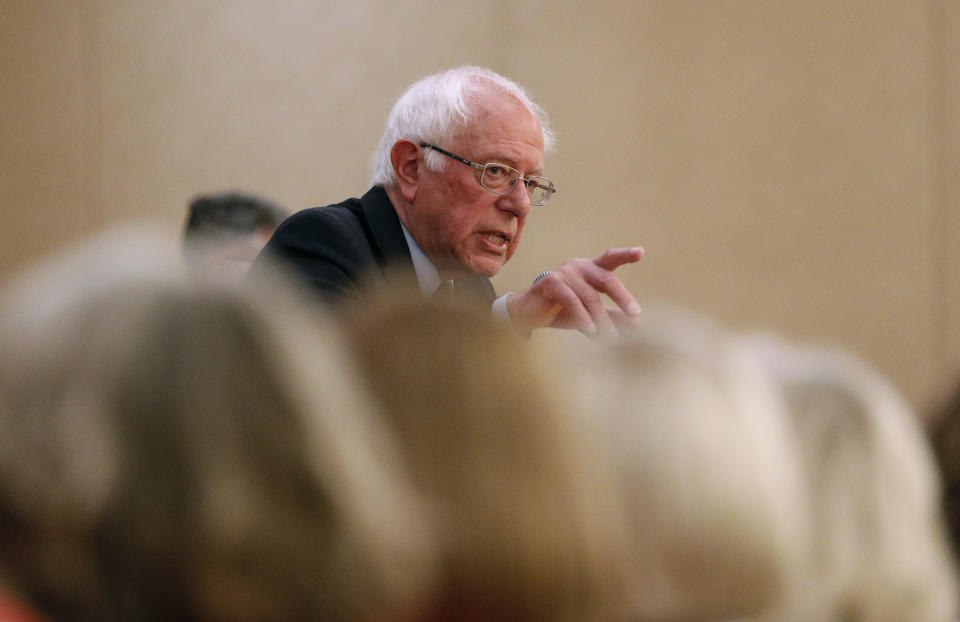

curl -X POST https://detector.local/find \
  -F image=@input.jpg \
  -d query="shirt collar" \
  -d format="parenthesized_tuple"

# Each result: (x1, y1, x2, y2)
(399, 221, 442, 296)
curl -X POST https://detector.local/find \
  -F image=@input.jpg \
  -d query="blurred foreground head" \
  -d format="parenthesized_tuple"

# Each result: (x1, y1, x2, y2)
(183, 191, 287, 284)
(573, 307, 810, 622)
(347, 297, 631, 622)
(748, 336, 958, 622)
(0, 227, 431, 621)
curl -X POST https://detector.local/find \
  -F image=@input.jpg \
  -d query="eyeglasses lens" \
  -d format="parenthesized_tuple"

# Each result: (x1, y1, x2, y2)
(480, 164, 554, 206)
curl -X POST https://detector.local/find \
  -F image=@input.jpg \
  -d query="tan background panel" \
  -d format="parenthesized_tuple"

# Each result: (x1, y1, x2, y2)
(1, 0, 956, 412)
(945, 0, 960, 405)
(1, 3, 95, 269)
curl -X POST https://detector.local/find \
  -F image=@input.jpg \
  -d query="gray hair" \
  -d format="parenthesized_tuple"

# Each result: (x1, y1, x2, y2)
(369, 66, 554, 187)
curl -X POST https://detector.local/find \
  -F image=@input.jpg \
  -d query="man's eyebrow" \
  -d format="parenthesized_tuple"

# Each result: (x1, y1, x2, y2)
(486, 153, 544, 175)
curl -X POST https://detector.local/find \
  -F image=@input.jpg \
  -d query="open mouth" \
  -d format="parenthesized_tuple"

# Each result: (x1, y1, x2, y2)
(480, 232, 509, 248)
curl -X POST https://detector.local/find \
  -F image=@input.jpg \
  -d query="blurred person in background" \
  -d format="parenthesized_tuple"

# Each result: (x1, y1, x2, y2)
(0, 227, 433, 622)
(573, 306, 811, 622)
(346, 297, 633, 622)
(926, 379, 960, 591)
(183, 191, 287, 284)
(747, 336, 958, 622)
(252, 66, 644, 337)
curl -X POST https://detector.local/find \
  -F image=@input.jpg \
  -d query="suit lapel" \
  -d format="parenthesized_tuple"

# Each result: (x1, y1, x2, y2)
(359, 186, 416, 286)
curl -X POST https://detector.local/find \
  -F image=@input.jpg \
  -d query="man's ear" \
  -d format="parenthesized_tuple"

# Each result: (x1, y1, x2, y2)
(391, 140, 421, 203)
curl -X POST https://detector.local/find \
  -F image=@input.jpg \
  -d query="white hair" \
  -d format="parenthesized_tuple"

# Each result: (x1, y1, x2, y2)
(743, 334, 959, 622)
(369, 66, 554, 187)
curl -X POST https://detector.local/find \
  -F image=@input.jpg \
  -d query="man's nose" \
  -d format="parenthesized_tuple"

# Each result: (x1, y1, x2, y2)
(497, 180, 531, 217)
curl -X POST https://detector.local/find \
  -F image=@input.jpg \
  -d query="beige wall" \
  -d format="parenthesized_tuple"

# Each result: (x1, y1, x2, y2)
(1, 3, 96, 270)
(1, 0, 957, 411)
(946, 0, 960, 405)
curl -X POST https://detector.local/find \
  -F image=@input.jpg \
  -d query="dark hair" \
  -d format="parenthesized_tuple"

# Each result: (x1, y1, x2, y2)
(184, 192, 287, 240)
(931, 379, 960, 558)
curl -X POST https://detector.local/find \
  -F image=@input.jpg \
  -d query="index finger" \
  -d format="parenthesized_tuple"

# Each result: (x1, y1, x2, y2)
(593, 246, 645, 271)
(581, 264, 642, 317)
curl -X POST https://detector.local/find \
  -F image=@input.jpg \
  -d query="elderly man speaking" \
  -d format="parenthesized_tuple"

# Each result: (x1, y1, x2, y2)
(252, 66, 643, 336)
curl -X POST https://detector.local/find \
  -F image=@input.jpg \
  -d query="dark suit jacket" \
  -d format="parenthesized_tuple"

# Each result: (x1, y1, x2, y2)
(249, 186, 496, 307)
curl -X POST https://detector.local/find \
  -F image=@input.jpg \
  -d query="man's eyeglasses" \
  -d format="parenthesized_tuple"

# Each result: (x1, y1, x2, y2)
(420, 143, 556, 207)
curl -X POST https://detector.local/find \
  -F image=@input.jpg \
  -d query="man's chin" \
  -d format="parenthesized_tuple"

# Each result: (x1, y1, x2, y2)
(460, 255, 505, 278)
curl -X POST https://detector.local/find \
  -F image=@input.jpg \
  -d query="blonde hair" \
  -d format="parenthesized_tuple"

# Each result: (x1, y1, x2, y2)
(573, 306, 810, 622)
(746, 335, 958, 622)
(346, 297, 630, 622)
(0, 227, 432, 621)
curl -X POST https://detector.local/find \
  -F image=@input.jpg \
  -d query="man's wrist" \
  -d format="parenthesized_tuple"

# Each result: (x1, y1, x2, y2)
(491, 292, 513, 321)
(496, 292, 534, 339)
